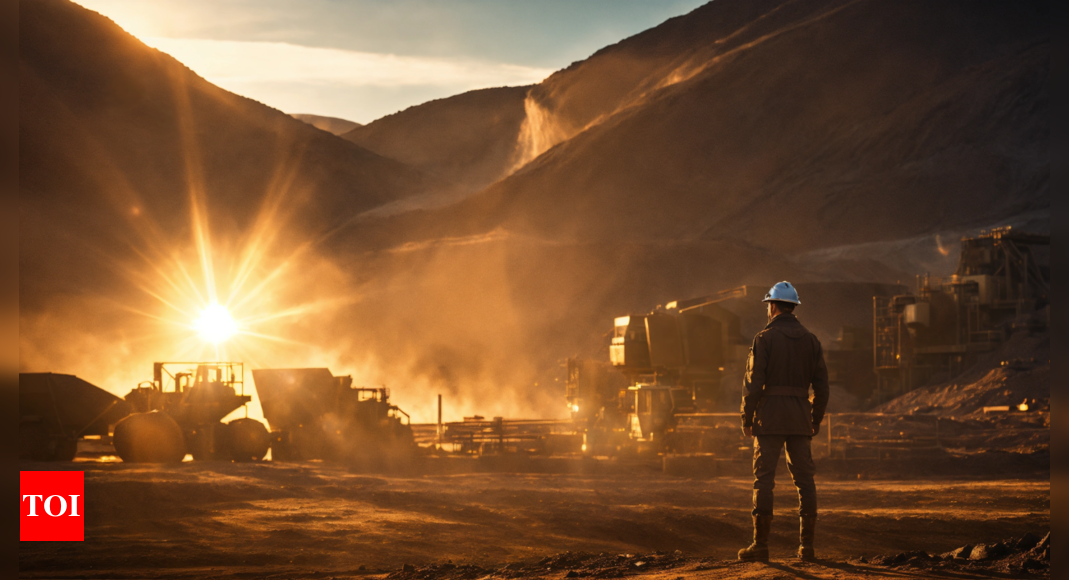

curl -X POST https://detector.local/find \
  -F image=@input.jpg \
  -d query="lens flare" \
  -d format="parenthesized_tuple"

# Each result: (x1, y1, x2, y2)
(194, 304, 238, 344)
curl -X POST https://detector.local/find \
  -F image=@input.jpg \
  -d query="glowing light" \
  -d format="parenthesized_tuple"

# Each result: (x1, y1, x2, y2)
(194, 304, 238, 344)
(571, 404, 579, 413)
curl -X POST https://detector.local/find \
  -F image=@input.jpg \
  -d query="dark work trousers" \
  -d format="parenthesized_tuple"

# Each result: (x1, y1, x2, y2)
(752, 434, 817, 517)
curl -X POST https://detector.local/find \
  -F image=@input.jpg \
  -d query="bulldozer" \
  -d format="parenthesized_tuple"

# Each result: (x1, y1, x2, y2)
(114, 362, 270, 462)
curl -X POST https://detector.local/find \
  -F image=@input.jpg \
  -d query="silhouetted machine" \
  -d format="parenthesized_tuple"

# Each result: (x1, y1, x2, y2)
(567, 287, 748, 454)
(873, 227, 1049, 401)
(19, 373, 132, 461)
(252, 368, 415, 465)
(114, 362, 270, 462)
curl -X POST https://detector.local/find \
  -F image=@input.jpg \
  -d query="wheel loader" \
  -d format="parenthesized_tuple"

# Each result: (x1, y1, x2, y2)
(114, 362, 270, 462)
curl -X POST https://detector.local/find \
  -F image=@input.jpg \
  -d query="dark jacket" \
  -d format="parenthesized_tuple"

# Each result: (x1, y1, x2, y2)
(740, 313, 830, 436)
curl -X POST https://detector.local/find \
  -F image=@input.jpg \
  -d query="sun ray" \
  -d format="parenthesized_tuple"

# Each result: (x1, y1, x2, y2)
(69, 59, 362, 382)
(236, 330, 311, 347)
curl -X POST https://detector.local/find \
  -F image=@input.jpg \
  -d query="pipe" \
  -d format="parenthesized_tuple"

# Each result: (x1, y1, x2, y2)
(437, 394, 443, 447)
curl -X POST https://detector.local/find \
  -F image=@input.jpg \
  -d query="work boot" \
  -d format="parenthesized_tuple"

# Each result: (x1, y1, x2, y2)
(797, 516, 817, 561)
(738, 515, 772, 562)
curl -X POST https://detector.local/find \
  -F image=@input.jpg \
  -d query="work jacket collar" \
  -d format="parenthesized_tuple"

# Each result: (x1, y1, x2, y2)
(764, 313, 806, 338)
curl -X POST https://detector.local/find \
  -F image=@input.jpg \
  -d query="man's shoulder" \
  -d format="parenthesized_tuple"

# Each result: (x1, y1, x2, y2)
(759, 315, 822, 343)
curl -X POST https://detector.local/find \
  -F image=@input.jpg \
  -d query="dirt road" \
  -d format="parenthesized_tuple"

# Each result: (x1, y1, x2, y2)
(19, 461, 1048, 579)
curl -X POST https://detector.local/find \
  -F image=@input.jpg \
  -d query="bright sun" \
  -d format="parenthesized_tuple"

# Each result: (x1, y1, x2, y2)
(194, 304, 238, 344)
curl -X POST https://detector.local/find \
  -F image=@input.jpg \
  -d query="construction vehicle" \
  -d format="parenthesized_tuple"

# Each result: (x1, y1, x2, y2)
(19, 373, 132, 461)
(251, 368, 416, 466)
(568, 286, 750, 455)
(114, 362, 270, 462)
(873, 227, 1049, 402)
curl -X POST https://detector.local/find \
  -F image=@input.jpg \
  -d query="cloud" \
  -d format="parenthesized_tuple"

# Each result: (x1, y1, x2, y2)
(142, 37, 551, 122)
(148, 37, 553, 88)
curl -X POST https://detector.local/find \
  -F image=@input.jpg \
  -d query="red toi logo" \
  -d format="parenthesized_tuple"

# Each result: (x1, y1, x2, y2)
(20, 471, 84, 541)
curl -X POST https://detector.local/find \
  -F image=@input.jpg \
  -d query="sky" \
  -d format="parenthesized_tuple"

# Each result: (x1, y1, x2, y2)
(73, 0, 708, 124)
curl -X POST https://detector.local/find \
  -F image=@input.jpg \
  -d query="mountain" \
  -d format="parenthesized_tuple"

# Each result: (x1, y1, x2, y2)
(342, 86, 531, 196)
(500, 0, 1049, 249)
(324, 0, 1047, 416)
(291, 114, 362, 136)
(20, 0, 1049, 421)
(19, 0, 433, 308)
(356, 0, 1048, 249)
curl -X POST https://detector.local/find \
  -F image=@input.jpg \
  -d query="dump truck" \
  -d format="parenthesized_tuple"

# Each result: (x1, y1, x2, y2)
(19, 373, 132, 461)
(113, 362, 270, 462)
(252, 368, 416, 466)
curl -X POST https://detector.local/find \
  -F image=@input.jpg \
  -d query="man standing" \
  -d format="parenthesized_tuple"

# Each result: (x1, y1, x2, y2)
(738, 282, 829, 562)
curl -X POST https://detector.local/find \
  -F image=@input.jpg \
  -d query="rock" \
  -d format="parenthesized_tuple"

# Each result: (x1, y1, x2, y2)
(565, 571, 579, 578)
(968, 543, 1008, 561)
(1015, 532, 1041, 551)
(401, 564, 415, 572)
(1030, 532, 1049, 560)
(946, 545, 973, 559)
(876, 551, 928, 566)
(1022, 558, 1044, 570)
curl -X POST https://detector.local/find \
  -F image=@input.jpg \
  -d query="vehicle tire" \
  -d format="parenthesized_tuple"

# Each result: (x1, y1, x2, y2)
(113, 411, 186, 463)
(226, 418, 270, 461)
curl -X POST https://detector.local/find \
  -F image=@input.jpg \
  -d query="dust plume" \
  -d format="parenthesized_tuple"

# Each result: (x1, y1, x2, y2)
(510, 94, 574, 170)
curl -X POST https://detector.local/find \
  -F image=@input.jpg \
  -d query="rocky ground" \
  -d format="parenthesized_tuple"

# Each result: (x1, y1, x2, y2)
(19, 460, 1048, 579)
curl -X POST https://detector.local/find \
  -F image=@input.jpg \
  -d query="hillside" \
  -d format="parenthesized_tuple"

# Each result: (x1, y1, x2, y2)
(371, 0, 1047, 247)
(19, 0, 434, 308)
(290, 113, 362, 135)
(342, 86, 530, 196)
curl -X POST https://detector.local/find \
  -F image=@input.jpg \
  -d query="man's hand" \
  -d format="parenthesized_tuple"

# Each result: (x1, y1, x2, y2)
(743, 425, 753, 438)
(812, 422, 820, 436)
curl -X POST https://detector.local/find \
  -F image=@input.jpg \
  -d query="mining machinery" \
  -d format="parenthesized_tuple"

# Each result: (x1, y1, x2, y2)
(114, 362, 271, 462)
(568, 286, 750, 454)
(19, 373, 132, 461)
(251, 368, 416, 466)
(873, 227, 1050, 402)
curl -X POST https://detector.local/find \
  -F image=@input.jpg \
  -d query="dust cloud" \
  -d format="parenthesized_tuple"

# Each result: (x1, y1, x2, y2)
(17, 219, 573, 425)
(510, 95, 574, 170)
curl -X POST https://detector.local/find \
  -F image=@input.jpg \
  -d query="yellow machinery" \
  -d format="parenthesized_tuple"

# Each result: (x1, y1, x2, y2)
(114, 362, 270, 462)
(251, 368, 415, 466)
(568, 287, 749, 455)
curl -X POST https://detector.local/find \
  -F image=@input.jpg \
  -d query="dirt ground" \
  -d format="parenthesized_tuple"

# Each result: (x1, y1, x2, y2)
(19, 460, 1048, 579)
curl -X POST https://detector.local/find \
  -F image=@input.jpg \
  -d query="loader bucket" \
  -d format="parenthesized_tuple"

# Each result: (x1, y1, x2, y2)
(251, 368, 338, 432)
